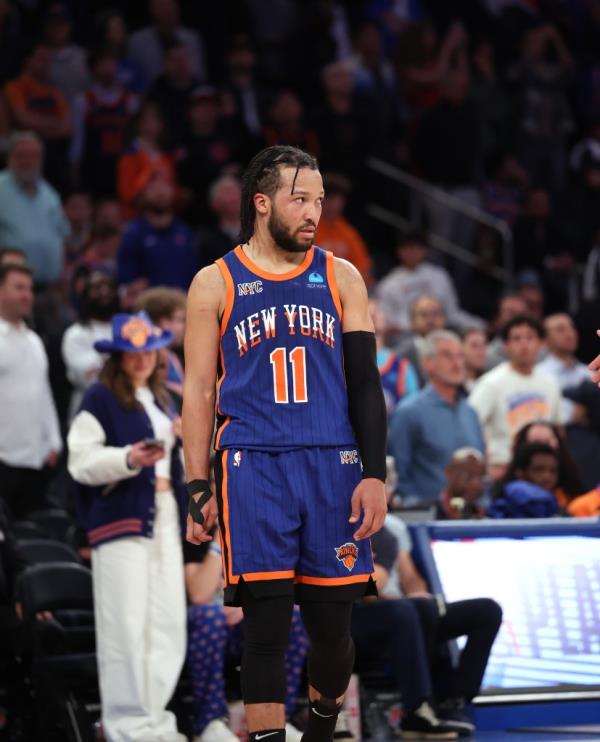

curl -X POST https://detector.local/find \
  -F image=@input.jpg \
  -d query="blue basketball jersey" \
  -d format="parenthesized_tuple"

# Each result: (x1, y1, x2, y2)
(214, 245, 356, 450)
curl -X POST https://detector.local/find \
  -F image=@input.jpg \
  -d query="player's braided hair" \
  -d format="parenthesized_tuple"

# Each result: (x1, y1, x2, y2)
(240, 145, 319, 242)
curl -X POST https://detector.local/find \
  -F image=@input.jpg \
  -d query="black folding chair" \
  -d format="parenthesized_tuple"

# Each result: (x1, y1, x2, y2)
(12, 520, 46, 540)
(28, 508, 74, 542)
(16, 563, 98, 742)
(17, 539, 80, 565)
(65, 524, 91, 568)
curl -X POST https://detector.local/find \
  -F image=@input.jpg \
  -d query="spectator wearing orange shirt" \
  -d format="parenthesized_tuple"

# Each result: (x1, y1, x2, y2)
(315, 172, 373, 285)
(4, 41, 71, 190)
(116, 100, 176, 219)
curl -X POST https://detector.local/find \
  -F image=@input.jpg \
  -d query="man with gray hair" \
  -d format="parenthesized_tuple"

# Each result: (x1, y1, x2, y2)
(197, 175, 241, 267)
(389, 330, 485, 506)
(0, 132, 69, 285)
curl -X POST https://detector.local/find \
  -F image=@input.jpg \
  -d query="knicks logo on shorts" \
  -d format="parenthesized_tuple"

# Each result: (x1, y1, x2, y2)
(335, 542, 359, 572)
(339, 450, 359, 465)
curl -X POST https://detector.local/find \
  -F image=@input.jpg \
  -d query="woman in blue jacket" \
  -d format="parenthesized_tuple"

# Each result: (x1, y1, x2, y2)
(68, 311, 187, 742)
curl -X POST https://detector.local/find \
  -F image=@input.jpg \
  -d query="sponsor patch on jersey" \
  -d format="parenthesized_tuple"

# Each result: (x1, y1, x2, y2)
(307, 271, 326, 289)
(237, 280, 263, 296)
(233, 450, 242, 467)
(335, 542, 359, 572)
(339, 449, 359, 465)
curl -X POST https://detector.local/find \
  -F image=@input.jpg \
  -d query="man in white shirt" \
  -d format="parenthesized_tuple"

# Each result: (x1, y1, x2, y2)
(376, 230, 483, 332)
(485, 291, 528, 370)
(0, 264, 62, 517)
(470, 315, 562, 479)
(62, 272, 118, 420)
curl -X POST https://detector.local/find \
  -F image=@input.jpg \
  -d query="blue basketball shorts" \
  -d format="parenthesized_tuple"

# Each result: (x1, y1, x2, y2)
(214, 447, 377, 605)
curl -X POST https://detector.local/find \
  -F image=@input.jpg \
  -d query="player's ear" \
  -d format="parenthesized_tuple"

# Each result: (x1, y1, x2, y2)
(253, 192, 269, 216)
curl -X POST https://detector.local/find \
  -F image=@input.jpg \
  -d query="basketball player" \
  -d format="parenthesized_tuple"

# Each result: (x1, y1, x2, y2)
(182, 145, 387, 742)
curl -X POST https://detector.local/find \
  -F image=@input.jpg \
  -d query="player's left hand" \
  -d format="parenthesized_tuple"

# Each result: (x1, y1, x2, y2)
(349, 478, 387, 540)
(589, 332, 600, 386)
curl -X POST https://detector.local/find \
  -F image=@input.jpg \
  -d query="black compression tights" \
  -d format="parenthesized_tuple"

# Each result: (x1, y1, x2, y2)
(240, 587, 294, 704)
(239, 584, 355, 705)
(300, 600, 355, 699)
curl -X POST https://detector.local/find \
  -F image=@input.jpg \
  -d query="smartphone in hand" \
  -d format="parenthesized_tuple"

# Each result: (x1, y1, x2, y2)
(142, 438, 165, 449)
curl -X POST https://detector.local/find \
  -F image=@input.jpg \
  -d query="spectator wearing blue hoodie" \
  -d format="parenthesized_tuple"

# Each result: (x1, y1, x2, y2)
(487, 442, 560, 519)
(117, 178, 198, 304)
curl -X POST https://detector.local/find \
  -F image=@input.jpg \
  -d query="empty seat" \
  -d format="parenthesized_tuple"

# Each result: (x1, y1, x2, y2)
(16, 563, 98, 741)
(18, 562, 93, 617)
(28, 509, 74, 542)
(17, 539, 80, 565)
(12, 520, 46, 540)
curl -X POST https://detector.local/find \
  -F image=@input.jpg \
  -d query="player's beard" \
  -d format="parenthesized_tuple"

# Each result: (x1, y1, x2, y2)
(268, 207, 314, 254)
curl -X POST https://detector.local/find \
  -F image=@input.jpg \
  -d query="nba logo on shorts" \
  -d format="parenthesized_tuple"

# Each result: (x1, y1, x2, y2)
(233, 451, 242, 467)
(335, 542, 359, 572)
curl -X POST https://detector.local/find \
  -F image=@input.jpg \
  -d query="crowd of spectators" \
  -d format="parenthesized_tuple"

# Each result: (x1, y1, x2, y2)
(4, 0, 600, 739)
(2, 1, 600, 328)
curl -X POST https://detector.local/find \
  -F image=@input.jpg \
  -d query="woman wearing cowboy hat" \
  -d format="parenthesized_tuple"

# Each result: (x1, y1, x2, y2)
(67, 311, 187, 742)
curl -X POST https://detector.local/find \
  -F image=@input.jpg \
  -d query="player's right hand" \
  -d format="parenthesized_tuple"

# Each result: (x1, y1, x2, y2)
(349, 478, 387, 540)
(186, 495, 218, 544)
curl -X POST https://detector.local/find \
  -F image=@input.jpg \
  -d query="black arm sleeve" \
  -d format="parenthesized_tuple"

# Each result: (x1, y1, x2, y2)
(342, 330, 387, 481)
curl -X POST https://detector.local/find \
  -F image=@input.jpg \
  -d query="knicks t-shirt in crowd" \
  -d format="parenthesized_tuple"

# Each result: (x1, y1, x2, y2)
(469, 362, 563, 466)
(377, 349, 419, 415)
(117, 216, 198, 291)
(116, 143, 176, 219)
(4, 73, 68, 122)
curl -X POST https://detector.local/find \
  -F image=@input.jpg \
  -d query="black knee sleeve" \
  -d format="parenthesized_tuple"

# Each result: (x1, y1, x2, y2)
(240, 583, 294, 705)
(301, 601, 355, 699)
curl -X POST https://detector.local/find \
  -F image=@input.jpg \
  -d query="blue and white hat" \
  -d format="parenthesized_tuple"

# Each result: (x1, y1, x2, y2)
(94, 311, 173, 353)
